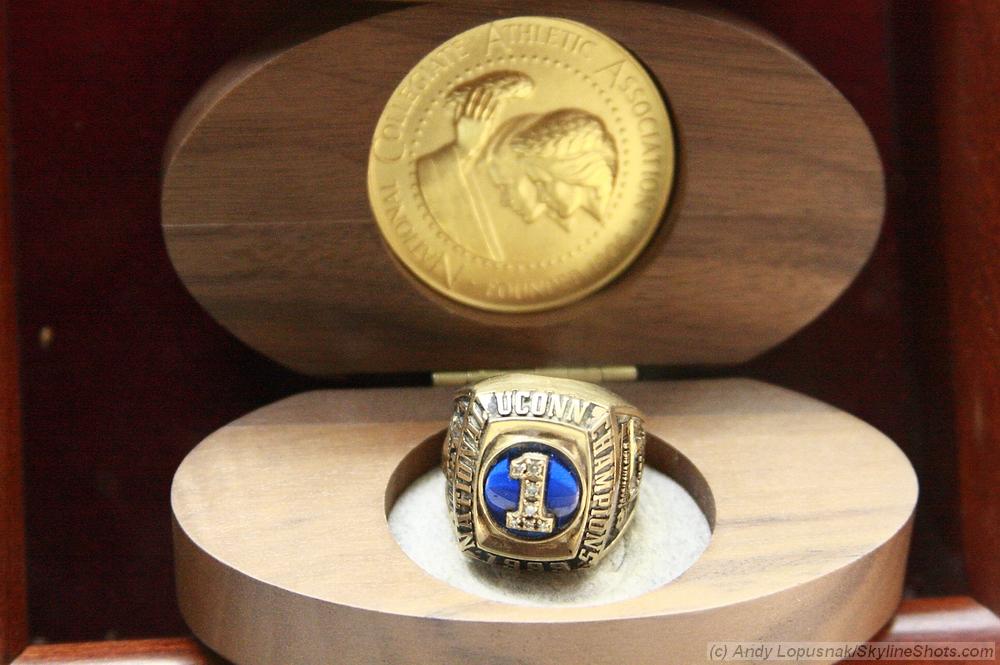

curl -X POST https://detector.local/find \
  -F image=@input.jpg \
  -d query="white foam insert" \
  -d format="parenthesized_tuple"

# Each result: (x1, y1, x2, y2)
(388, 467, 711, 606)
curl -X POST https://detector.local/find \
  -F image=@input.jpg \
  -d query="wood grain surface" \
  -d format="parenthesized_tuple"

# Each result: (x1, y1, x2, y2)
(12, 597, 998, 665)
(926, 0, 1000, 616)
(868, 596, 1000, 645)
(0, 3, 28, 662)
(172, 378, 916, 665)
(843, 596, 1000, 665)
(14, 638, 224, 664)
(161, 0, 885, 375)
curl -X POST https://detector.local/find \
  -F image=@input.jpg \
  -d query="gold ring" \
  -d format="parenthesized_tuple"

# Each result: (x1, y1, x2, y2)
(442, 373, 645, 570)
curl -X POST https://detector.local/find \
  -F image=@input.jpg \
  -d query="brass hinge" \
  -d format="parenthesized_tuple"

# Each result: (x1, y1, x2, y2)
(431, 365, 638, 387)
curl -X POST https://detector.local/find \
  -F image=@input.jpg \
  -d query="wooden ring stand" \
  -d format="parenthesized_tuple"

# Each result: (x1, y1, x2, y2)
(164, 3, 910, 663)
(172, 379, 916, 665)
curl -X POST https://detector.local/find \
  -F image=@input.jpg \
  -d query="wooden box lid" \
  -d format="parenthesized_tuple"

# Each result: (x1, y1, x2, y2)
(161, 1, 884, 376)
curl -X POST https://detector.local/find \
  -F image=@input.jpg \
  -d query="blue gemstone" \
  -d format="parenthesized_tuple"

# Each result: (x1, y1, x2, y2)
(482, 444, 581, 540)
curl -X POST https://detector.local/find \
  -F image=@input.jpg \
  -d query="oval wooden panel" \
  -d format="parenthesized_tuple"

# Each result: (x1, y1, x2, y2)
(172, 379, 916, 665)
(161, 1, 884, 376)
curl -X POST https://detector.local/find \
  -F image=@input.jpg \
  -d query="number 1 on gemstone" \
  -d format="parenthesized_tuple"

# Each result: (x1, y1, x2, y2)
(506, 452, 555, 534)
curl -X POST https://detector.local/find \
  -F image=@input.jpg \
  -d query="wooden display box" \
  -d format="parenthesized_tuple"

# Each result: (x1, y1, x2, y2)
(2, 2, 999, 665)
(159, 2, 913, 664)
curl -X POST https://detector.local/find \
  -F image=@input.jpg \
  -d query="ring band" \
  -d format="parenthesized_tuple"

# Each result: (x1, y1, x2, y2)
(442, 373, 646, 570)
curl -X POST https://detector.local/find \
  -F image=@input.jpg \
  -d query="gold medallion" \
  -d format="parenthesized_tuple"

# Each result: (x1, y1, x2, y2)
(368, 17, 675, 312)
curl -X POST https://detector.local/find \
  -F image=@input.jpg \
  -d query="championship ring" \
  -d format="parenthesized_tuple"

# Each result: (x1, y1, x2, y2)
(442, 373, 645, 570)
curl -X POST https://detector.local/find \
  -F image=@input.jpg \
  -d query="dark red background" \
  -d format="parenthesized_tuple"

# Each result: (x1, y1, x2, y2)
(8, 1, 961, 642)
